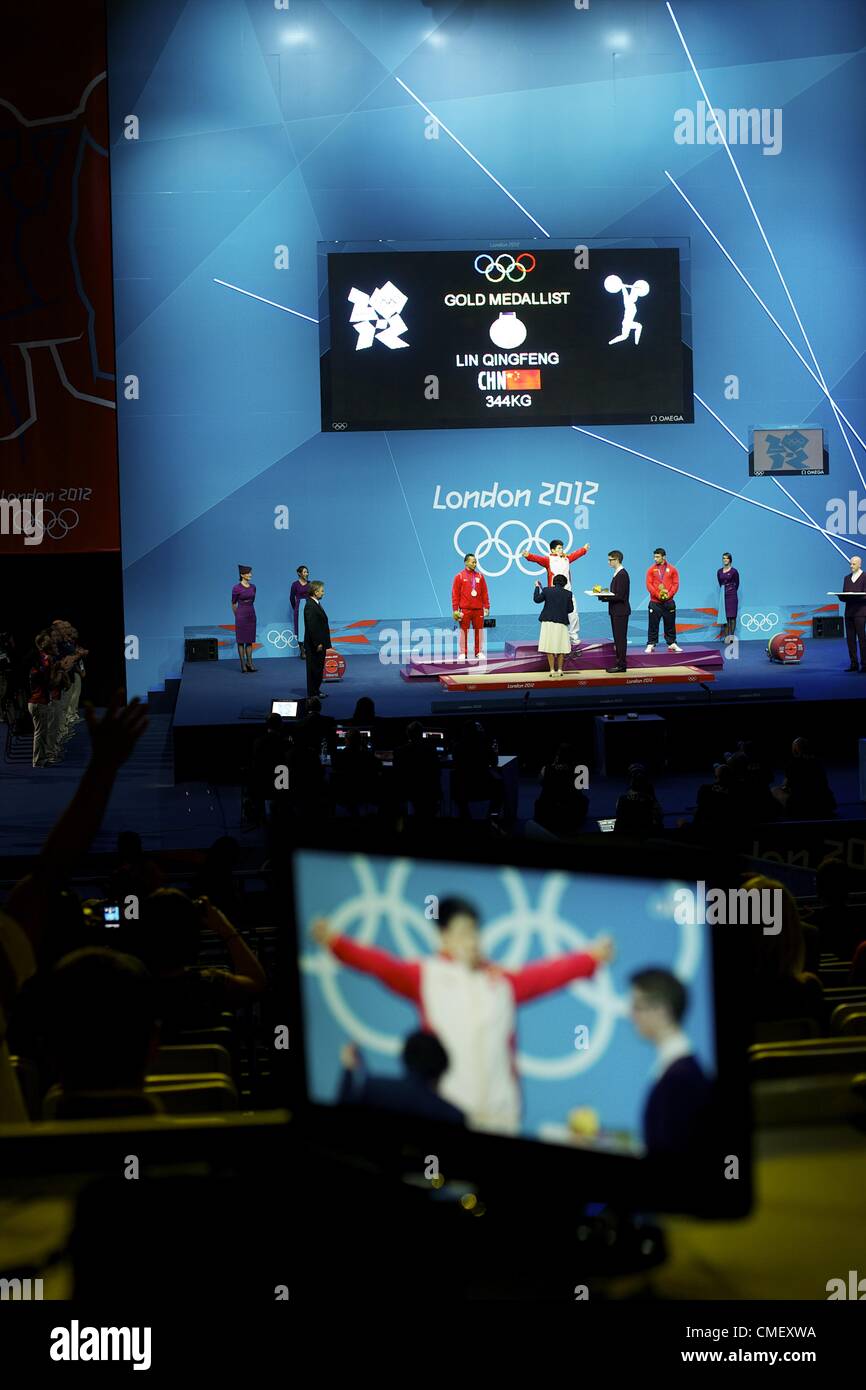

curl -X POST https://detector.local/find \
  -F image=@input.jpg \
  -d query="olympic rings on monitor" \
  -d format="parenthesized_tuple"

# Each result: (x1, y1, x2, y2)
(474, 253, 537, 283)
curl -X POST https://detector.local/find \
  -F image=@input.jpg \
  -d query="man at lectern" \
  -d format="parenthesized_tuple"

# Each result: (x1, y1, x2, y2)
(842, 554, 866, 672)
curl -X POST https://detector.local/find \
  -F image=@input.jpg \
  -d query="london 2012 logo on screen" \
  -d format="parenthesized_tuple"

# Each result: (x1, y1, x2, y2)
(348, 281, 409, 351)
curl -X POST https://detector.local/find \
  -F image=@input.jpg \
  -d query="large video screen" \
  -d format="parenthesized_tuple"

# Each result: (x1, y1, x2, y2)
(318, 239, 693, 431)
(293, 849, 717, 1158)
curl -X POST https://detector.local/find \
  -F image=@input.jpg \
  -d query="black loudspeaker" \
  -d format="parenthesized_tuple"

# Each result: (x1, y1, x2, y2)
(482, 617, 496, 628)
(184, 638, 218, 662)
(812, 616, 844, 639)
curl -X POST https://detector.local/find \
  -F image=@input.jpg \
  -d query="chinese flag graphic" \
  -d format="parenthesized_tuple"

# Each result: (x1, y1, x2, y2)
(505, 370, 541, 390)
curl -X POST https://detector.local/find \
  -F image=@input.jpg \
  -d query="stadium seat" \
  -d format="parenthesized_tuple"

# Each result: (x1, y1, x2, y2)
(158, 1020, 238, 1076)
(835, 1010, 866, 1037)
(41, 1086, 158, 1121)
(154, 1044, 233, 1079)
(824, 986, 866, 1007)
(752, 1074, 866, 1127)
(819, 964, 852, 985)
(829, 1002, 866, 1034)
(42, 1073, 239, 1118)
(753, 1017, 819, 1044)
(143, 1074, 238, 1114)
(750, 1037, 866, 1081)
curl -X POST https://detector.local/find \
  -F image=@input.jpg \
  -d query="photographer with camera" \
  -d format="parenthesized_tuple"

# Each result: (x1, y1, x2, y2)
(50, 618, 88, 747)
(26, 631, 68, 766)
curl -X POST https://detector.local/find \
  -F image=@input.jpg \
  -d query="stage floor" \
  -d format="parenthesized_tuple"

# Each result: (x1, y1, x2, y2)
(437, 664, 712, 692)
(172, 639, 866, 727)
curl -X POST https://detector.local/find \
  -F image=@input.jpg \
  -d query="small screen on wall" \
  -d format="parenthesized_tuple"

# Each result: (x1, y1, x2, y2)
(748, 427, 828, 476)
(318, 240, 693, 431)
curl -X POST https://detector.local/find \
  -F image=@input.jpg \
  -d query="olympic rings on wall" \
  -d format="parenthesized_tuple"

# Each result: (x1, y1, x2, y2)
(453, 519, 575, 578)
(740, 613, 779, 633)
(266, 629, 298, 649)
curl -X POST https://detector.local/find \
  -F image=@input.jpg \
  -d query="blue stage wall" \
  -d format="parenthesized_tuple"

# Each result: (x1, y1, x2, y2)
(105, 0, 866, 694)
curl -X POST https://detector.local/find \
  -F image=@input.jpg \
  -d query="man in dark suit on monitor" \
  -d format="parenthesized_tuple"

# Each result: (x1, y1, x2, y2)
(303, 580, 331, 699)
(629, 968, 712, 1157)
(842, 554, 866, 672)
(596, 549, 631, 672)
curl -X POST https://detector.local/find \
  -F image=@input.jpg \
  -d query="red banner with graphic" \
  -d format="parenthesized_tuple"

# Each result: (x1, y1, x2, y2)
(0, 1, 119, 554)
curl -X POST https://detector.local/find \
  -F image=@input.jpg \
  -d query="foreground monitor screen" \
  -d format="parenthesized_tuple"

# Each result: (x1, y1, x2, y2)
(318, 239, 693, 431)
(287, 842, 747, 1214)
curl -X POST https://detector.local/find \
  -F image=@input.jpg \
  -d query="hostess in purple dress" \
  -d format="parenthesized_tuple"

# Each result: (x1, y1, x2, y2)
(717, 566, 739, 620)
(232, 582, 257, 644)
(289, 579, 310, 637)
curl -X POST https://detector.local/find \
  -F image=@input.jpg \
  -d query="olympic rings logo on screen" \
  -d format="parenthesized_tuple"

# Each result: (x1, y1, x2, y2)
(740, 612, 779, 633)
(266, 629, 298, 649)
(454, 519, 575, 578)
(474, 253, 536, 284)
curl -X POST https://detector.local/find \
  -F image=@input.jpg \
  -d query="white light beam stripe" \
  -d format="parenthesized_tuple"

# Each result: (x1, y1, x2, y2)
(666, 3, 866, 489)
(663, 172, 866, 459)
(771, 477, 850, 561)
(383, 433, 443, 615)
(394, 77, 550, 238)
(571, 424, 866, 551)
(695, 394, 849, 560)
(213, 279, 318, 323)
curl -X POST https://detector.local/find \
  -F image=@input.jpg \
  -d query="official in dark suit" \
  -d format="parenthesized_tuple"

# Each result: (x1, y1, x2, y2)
(337, 1033, 465, 1125)
(596, 549, 631, 671)
(303, 580, 331, 698)
(842, 555, 866, 671)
